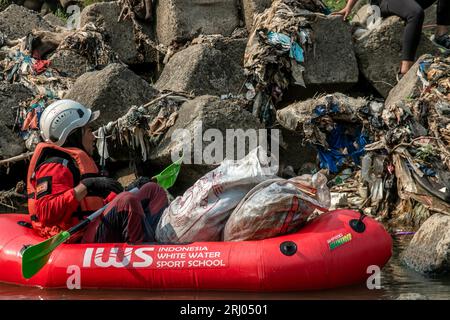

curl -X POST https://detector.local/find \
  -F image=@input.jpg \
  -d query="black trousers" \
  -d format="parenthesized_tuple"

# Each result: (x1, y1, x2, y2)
(380, 0, 450, 61)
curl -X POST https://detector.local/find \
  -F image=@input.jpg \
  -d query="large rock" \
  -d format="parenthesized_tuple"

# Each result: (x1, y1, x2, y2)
(402, 214, 450, 275)
(43, 12, 66, 28)
(80, 1, 157, 65)
(303, 15, 359, 87)
(49, 49, 90, 78)
(149, 95, 265, 193)
(155, 0, 240, 45)
(155, 37, 247, 96)
(65, 63, 158, 125)
(385, 55, 425, 108)
(0, 4, 53, 39)
(0, 83, 33, 159)
(354, 10, 438, 98)
(242, 0, 272, 32)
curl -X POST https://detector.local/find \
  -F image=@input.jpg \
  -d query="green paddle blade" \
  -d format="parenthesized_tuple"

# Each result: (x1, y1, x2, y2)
(22, 231, 70, 279)
(153, 156, 183, 190)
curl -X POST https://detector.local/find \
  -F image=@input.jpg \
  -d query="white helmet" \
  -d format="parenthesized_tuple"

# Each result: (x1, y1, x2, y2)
(40, 99, 100, 146)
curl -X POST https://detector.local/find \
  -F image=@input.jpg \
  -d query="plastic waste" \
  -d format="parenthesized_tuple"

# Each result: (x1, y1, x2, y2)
(155, 146, 277, 243)
(267, 32, 291, 51)
(290, 42, 304, 63)
(223, 175, 329, 242)
(267, 31, 304, 63)
(361, 153, 373, 183)
(334, 168, 352, 185)
(370, 178, 384, 202)
(245, 82, 256, 100)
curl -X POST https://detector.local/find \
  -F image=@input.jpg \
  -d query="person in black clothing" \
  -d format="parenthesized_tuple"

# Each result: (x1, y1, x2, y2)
(334, 0, 450, 77)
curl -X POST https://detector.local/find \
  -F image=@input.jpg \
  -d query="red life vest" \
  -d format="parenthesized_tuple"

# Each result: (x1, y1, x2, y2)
(27, 143, 104, 237)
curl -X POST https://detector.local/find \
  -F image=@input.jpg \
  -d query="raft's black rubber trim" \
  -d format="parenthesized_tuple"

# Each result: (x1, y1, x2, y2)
(280, 241, 297, 256)
(350, 219, 366, 233)
(17, 221, 33, 229)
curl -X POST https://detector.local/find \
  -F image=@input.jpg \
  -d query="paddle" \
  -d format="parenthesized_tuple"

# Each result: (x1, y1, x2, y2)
(22, 158, 183, 279)
(22, 187, 137, 279)
(151, 155, 183, 190)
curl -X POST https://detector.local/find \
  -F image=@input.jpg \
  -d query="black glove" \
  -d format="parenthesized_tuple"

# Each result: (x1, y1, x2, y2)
(81, 177, 124, 198)
(125, 176, 152, 191)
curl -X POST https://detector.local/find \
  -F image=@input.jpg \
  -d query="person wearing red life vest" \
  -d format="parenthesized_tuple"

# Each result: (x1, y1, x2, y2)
(27, 100, 168, 243)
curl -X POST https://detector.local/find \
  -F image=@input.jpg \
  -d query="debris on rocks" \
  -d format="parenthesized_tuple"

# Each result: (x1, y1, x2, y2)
(81, 0, 162, 65)
(95, 91, 193, 166)
(277, 54, 450, 227)
(242, 0, 272, 32)
(64, 63, 158, 126)
(243, 0, 359, 125)
(0, 0, 449, 267)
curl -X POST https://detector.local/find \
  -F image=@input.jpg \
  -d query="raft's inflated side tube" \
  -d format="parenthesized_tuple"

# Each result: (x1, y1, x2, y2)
(0, 210, 392, 291)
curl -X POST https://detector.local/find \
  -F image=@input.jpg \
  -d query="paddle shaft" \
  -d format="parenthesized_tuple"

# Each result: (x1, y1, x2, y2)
(66, 188, 139, 236)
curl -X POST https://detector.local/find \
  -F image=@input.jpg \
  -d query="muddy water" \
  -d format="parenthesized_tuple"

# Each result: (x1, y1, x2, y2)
(1, 236, 449, 300)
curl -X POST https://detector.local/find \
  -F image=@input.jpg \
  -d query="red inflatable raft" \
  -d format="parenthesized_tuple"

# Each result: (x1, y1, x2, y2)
(0, 210, 392, 291)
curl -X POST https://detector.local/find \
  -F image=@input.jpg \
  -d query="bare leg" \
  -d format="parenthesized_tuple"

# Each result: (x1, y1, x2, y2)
(436, 25, 448, 37)
(400, 60, 415, 74)
(144, 0, 153, 21)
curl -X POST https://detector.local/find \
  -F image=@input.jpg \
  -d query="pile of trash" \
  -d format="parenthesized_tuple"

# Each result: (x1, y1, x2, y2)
(244, 0, 330, 125)
(117, 0, 166, 62)
(56, 23, 120, 67)
(0, 23, 119, 153)
(1, 35, 70, 150)
(277, 93, 371, 174)
(95, 91, 193, 165)
(278, 54, 450, 228)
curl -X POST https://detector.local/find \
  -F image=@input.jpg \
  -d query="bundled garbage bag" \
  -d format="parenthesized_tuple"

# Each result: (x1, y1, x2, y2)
(155, 147, 277, 243)
(243, 0, 329, 125)
(223, 173, 330, 242)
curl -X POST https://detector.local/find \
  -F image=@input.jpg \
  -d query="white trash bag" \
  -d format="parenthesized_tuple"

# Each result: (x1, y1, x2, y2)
(155, 146, 278, 243)
(223, 173, 330, 242)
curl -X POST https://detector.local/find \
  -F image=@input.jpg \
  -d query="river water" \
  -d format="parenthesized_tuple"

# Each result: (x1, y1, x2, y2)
(1, 235, 449, 300)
